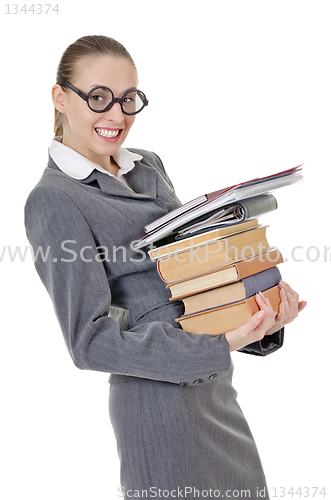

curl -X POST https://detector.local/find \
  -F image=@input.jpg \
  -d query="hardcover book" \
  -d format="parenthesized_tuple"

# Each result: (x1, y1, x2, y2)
(157, 226, 270, 283)
(167, 248, 283, 300)
(176, 284, 281, 335)
(181, 266, 282, 315)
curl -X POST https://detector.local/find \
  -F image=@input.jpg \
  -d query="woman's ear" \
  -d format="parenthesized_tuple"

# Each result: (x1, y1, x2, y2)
(52, 84, 67, 114)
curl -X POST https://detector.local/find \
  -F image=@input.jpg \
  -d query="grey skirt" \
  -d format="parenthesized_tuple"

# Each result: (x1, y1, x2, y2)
(109, 361, 269, 500)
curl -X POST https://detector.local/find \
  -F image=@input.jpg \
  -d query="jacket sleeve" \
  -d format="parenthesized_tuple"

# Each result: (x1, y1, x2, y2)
(238, 328, 284, 356)
(24, 186, 232, 386)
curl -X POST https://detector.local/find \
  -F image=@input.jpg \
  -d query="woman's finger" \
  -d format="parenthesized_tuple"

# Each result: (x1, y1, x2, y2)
(255, 293, 276, 320)
(277, 282, 308, 326)
(282, 281, 299, 301)
(279, 287, 290, 315)
(275, 301, 286, 321)
(255, 292, 275, 313)
(298, 300, 307, 312)
(242, 309, 266, 334)
(254, 293, 276, 331)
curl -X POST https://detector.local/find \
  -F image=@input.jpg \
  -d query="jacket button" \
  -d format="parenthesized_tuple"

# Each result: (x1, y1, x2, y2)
(179, 382, 188, 386)
(209, 373, 218, 380)
(193, 379, 203, 384)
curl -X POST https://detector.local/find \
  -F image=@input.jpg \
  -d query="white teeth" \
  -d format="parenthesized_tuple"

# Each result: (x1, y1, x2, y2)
(96, 128, 120, 138)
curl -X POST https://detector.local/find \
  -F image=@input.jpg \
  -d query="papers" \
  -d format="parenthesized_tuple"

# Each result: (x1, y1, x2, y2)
(134, 165, 303, 249)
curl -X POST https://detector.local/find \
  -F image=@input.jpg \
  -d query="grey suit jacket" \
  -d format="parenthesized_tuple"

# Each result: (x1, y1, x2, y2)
(24, 149, 284, 386)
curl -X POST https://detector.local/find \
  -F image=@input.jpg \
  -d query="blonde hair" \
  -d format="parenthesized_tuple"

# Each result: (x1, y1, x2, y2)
(54, 35, 136, 136)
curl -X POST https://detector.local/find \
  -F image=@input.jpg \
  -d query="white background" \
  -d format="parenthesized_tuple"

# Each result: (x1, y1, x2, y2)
(1, 1, 330, 499)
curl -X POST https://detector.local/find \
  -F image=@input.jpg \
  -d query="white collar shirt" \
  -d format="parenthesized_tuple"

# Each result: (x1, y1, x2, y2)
(48, 137, 143, 186)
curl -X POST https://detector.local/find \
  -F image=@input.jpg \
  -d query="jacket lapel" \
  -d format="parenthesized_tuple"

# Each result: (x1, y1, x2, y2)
(94, 161, 158, 200)
(48, 154, 158, 201)
(125, 160, 158, 198)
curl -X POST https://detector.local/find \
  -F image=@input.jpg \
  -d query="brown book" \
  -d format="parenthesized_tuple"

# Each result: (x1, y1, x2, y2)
(181, 266, 281, 315)
(167, 248, 283, 300)
(157, 226, 270, 283)
(149, 219, 259, 260)
(176, 285, 281, 335)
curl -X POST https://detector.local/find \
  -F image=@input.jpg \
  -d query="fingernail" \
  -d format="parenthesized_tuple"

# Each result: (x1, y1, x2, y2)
(279, 281, 285, 289)
(256, 310, 265, 319)
(281, 302, 285, 309)
(259, 291, 265, 298)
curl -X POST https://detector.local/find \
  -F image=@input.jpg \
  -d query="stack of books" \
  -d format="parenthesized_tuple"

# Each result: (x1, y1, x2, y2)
(135, 165, 303, 335)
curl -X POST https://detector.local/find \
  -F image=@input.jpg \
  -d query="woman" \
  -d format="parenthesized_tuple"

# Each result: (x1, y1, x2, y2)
(24, 35, 306, 499)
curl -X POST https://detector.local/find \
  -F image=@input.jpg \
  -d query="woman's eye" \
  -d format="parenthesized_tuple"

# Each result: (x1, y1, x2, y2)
(123, 97, 134, 103)
(91, 95, 104, 101)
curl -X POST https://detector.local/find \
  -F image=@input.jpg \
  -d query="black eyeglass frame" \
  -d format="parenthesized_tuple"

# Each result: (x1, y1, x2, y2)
(59, 81, 149, 115)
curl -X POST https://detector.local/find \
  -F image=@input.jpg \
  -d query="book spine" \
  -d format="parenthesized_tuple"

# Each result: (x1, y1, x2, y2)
(167, 226, 267, 265)
(235, 248, 283, 279)
(245, 285, 281, 315)
(238, 194, 278, 219)
(157, 260, 166, 282)
(178, 267, 281, 315)
(178, 284, 281, 320)
(158, 228, 269, 283)
(242, 267, 282, 298)
(176, 285, 281, 335)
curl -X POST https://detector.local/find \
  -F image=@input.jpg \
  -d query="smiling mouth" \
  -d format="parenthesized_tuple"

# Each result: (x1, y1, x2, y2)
(95, 128, 122, 138)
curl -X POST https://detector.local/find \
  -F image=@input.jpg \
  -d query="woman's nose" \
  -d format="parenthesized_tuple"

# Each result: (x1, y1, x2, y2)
(103, 102, 124, 121)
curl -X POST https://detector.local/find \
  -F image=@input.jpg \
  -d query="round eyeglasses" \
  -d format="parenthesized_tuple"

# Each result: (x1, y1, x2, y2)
(59, 81, 149, 115)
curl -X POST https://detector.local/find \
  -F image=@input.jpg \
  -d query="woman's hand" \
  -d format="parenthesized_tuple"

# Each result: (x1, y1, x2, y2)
(265, 281, 307, 336)
(225, 292, 277, 352)
(225, 282, 307, 351)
